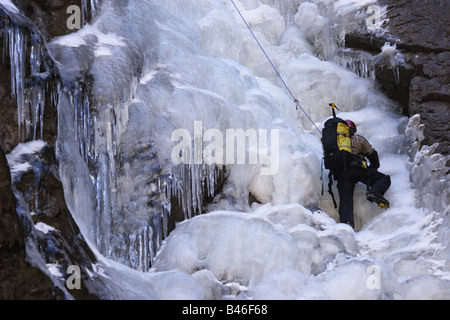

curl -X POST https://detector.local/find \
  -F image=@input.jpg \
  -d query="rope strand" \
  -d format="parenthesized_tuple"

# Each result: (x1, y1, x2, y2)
(230, 0, 322, 135)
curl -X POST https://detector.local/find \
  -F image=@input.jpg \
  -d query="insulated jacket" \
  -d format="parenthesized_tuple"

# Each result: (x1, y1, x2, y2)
(350, 134, 380, 169)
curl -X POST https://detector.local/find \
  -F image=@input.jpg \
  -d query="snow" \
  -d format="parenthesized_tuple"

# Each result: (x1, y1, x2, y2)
(35, 222, 56, 234)
(41, 0, 450, 299)
(46, 263, 64, 278)
(52, 21, 126, 50)
(6, 140, 47, 177)
(238, 4, 286, 45)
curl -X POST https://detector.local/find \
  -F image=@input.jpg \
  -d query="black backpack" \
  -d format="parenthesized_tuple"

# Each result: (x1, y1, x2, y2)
(321, 116, 354, 172)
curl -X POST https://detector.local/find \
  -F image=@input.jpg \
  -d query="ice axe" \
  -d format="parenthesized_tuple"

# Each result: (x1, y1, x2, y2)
(329, 103, 339, 118)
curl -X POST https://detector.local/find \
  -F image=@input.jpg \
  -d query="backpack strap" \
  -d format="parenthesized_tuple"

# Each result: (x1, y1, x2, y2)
(328, 171, 338, 209)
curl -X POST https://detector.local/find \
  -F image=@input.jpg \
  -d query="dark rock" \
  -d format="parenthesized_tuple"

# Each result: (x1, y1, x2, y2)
(5, 141, 108, 299)
(379, 0, 450, 54)
(11, 0, 92, 41)
(0, 10, 61, 150)
(408, 101, 450, 155)
(0, 147, 22, 253)
(0, 1, 109, 300)
(379, 0, 450, 156)
(345, 0, 450, 156)
(0, 56, 19, 153)
(0, 5, 60, 298)
(0, 146, 61, 300)
(373, 55, 415, 114)
(344, 33, 387, 54)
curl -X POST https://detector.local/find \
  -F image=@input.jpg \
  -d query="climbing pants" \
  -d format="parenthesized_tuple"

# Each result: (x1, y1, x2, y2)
(335, 167, 391, 227)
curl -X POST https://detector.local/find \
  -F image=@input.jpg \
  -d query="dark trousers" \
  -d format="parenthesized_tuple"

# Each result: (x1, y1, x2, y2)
(335, 168, 391, 226)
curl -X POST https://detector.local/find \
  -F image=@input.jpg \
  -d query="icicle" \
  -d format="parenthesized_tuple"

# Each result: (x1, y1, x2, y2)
(81, 0, 101, 26)
(138, 224, 145, 272)
(162, 202, 170, 239)
(1, 0, 226, 272)
(8, 24, 27, 140)
(148, 223, 155, 267)
(1, 11, 60, 143)
(393, 66, 400, 86)
(335, 48, 375, 79)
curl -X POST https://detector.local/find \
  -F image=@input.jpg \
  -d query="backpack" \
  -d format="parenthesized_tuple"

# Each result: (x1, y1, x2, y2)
(321, 108, 360, 209)
(321, 117, 354, 172)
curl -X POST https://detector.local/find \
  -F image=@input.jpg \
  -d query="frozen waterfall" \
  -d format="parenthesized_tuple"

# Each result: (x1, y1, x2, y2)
(2, 0, 449, 300)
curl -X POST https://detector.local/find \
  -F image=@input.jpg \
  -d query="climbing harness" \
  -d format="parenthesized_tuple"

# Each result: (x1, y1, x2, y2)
(230, 0, 322, 136)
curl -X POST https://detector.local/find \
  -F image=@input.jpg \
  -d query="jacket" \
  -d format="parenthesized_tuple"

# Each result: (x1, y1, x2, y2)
(351, 134, 380, 169)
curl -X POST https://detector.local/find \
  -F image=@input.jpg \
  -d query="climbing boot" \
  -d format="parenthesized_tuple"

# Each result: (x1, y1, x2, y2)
(366, 191, 390, 209)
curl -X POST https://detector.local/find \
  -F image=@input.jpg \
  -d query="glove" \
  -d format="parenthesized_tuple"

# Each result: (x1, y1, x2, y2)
(367, 166, 379, 177)
(367, 151, 380, 169)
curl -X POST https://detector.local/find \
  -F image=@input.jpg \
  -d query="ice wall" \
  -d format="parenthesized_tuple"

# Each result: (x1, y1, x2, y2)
(49, 0, 403, 271)
(148, 0, 448, 300)
(2, 0, 449, 300)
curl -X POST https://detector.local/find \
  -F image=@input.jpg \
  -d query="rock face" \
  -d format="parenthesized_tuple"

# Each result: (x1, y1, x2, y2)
(11, 0, 92, 41)
(380, 0, 449, 157)
(0, 57, 18, 154)
(0, 1, 103, 299)
(1, 142, 104, 299)
(346, 0, 450, 157)
(0, 147, 59, 299)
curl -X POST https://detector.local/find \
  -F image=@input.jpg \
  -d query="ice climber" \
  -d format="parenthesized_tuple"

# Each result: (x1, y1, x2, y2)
(333, 120, 391, 228)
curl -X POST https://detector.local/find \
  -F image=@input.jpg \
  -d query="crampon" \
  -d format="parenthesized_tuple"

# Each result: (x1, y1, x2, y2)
(366, 192, 390, 209)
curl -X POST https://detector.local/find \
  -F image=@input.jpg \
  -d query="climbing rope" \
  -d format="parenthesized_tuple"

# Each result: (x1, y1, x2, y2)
(230, 0, 322, 135)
